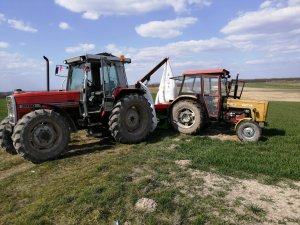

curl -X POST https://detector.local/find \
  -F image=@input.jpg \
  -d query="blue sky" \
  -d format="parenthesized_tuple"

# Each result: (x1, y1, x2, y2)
(0, 0, 299, 91)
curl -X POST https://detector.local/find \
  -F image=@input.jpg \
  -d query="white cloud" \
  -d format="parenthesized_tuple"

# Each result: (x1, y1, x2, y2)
(54, 0, 211, 20)
(0, 13, 6, 23)
(104, 38, 233, 83)
(59, 22, 71, 30)
(106, 38, 232, 62)
(0, 42, 9, 48)
(135, 17, 198, 39)
(289, 0, 300, 6)
(7, 19, 38, 33)
(0, 51, 45, 91)
(221, 5, 300, 35)
(82, 11, 99, 20)
(220, 0, 300, 55)
(65, 43, 96, 53)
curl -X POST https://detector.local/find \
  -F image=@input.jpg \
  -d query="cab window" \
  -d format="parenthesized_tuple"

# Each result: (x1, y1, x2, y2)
(68, 64, 85, 90)
(103, 63, 119, 96)
(181, 75, 201, 94)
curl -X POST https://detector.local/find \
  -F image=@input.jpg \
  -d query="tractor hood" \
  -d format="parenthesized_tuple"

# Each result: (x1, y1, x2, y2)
(13, 90, 80, 108)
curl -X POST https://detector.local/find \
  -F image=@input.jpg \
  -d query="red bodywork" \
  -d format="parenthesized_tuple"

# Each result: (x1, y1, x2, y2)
(183, 69, 230, 76)
(14, 91, 80, 120)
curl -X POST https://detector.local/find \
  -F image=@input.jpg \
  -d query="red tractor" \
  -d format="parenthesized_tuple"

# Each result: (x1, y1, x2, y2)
(0, 53, 156, 163)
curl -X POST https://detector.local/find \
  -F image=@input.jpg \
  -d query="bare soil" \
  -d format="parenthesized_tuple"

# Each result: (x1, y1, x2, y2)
(176, 160, 300, 224)
(242, 87, 300, 102)
(0, 162, 34, 181)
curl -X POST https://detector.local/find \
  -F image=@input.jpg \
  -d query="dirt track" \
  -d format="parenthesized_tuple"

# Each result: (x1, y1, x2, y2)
(242, 88, 300, 102)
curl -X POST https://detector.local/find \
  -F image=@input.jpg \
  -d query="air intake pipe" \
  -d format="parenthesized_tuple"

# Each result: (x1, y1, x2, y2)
(233, 73, 239, 99)
(43, 56, 50, 91)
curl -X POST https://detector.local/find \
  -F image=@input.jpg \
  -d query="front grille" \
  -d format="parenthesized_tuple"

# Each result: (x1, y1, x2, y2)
(6, 95, 17, 125)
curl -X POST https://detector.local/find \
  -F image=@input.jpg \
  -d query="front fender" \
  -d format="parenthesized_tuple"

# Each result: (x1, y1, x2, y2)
(234, 118, 252, 130)
(170, 95, 198, 107)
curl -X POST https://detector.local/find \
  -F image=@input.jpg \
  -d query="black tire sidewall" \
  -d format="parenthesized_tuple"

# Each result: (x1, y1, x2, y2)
(171, 100, 202, 134)
(0, 117, 16, 154)
(109, 94, 152, 143)
(15, 110, 70, 162)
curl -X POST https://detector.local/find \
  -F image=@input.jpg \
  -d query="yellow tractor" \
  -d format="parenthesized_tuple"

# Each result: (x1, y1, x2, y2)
(154, 69, 269, 141)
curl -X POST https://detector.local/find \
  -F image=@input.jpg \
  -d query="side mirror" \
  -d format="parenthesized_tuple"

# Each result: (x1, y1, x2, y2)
(55, 65, 68, 77)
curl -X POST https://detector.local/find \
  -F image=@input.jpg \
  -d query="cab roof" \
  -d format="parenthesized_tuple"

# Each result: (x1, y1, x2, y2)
(183, 69, 230, 76)
(64, 52, 131, 64)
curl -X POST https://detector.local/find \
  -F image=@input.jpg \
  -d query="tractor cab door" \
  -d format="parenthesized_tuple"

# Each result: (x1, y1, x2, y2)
(202, 76, 221, 118)
(101, 60, 128, 111)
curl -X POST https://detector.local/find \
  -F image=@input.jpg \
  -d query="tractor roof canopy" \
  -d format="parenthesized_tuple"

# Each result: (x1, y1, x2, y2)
(171, 69, 230, 81)
(183, 69, 230, 77)
(64, 52, 131, 64)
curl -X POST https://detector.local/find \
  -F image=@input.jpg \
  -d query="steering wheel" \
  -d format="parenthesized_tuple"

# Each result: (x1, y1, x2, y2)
(87, 79, 100, 89)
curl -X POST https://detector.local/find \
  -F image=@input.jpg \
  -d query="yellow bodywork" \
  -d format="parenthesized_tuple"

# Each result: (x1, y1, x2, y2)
(224, 98, 269, 122)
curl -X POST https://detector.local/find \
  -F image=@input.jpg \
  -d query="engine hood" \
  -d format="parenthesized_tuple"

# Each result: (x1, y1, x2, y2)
(13, 90, 80, 106)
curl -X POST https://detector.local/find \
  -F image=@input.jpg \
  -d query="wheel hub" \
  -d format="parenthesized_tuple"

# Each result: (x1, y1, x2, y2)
(178, 109, 195, 128)
(243, 127, 255, 138)
(125, 107, 140, 131)
(32, 124, 57, 149)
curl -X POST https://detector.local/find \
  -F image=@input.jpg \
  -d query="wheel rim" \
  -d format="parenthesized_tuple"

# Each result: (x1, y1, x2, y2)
(177, 108, 195, 128)
(30, 122, 59, 150)
(242, 126, 255, 138)
(125, 106, 140, 132)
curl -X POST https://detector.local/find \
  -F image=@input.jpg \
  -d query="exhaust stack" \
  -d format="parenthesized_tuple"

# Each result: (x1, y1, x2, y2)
(233, 73, 239, 99)
(43, 56, 50, 91)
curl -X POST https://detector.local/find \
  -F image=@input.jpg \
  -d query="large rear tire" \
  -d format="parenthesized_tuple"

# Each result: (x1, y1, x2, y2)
(109, 94, 152, 144)
(236, 120, 261, 142)
(171, 100, 204, 134)
(12, 109, 70, 163)
(0, 117, 17, 154)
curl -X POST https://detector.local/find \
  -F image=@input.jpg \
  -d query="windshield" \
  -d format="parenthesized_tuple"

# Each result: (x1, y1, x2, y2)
(180, 75, 201, 94)
(67, 64, 85, 90)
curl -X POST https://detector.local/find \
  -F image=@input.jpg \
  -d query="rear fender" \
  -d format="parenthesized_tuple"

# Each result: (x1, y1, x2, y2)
(113, 88, 145, 102)
(170, 95, 206, 116)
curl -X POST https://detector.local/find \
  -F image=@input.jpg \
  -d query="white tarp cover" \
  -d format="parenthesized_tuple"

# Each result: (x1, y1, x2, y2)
(155, 60, 176, 104)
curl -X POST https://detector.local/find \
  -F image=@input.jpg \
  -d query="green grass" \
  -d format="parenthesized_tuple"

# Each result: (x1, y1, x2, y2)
(0, 98, 7, 121)
(246, 81, 300, 89)
(170, 101, 300, 181)
(0, 98, 300, 224)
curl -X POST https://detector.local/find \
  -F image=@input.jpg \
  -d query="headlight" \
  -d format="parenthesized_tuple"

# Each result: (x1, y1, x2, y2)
(6, 95, 17, 125)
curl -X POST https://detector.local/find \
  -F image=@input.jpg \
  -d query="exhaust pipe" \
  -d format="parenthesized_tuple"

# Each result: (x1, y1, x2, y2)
(43, 56, 50, 91)
(233, 73, 239, 99)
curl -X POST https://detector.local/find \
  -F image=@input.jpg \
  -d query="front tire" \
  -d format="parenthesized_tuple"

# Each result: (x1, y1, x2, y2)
(12, 109, 70, 163)
(171, 100, 204, 134)
(236, 120, 261, 142)
(0, 117, 17, 154)
(109, 94, 152, 144)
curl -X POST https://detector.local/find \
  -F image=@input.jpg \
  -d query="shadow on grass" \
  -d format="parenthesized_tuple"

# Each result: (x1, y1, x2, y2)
(263, 128, 285, 137)
(145, 128, 179, 144)
(61, 136, 116, 159)
(260, 128, 286, 141)
(203, 122, 235, 136)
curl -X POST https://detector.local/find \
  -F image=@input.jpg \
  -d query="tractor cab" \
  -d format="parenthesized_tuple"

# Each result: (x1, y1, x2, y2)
(172, 69, 235, 119)
(56, 53, 132, 116)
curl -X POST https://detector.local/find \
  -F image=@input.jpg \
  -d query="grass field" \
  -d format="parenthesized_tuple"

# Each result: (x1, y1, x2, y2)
(0, 98, 7, 121)
(245, 81, 300, 89)
(0, 96, 300, 224)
